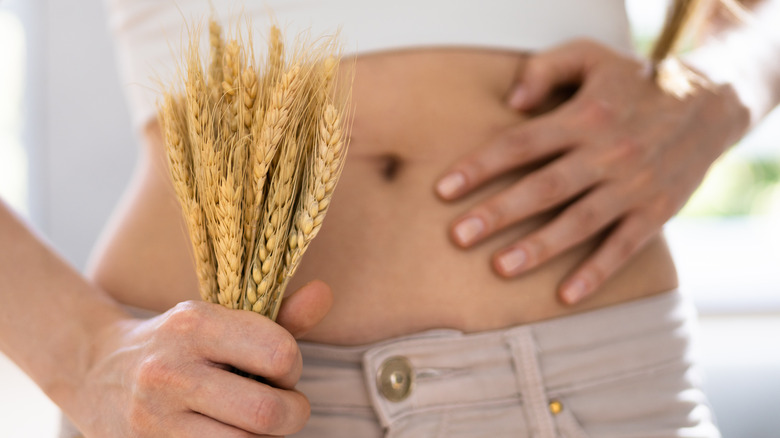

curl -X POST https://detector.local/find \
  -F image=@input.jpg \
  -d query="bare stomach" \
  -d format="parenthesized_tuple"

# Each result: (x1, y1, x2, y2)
(88, 49, 678, 345)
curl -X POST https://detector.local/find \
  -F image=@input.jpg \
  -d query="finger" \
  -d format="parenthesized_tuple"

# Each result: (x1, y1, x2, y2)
(175, 411, 280, 438)
(276, 279, 333, 339)
(508, 39, 608, 111)
(558, 214, 657, 305)
(492, 187, 626, 277)
(435, 117, 573, 200)
(449, 150, 600, 247)
(187, 366, 310, 436)
(182, 305, 303, 388)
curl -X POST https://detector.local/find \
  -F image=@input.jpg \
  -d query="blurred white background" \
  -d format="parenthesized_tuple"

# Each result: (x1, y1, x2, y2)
(0, 0, 778, 437)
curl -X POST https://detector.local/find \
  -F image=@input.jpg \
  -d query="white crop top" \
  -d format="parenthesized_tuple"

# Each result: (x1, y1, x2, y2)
(105, 0, 634, 129)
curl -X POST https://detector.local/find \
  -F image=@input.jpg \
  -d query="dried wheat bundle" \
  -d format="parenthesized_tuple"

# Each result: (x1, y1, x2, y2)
(158, 16, 349, 320)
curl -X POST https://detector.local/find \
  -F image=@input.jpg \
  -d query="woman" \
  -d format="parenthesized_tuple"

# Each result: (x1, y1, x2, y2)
(1, 0, 778, 436)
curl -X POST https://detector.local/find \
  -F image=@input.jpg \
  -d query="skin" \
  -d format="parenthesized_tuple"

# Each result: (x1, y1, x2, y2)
(1, 2, 778, 436)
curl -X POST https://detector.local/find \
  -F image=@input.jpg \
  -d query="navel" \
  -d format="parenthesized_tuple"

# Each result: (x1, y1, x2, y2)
(377, 153, 404, 181)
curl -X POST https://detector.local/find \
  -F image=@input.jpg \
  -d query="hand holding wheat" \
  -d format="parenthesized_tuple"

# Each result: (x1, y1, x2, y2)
(64, 16, 348, 438)
(159, 17, 349, 320)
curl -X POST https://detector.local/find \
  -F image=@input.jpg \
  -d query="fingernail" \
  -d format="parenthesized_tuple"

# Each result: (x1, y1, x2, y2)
(436, 172, 466, 199)
(497, 248, 527, 274)
(562, 279, 588, 304)
(508, 86, 527, 109)
(453, 217, 484, 246)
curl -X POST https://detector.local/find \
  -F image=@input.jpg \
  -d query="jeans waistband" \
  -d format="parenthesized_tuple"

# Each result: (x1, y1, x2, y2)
(297, 289, 694, 428)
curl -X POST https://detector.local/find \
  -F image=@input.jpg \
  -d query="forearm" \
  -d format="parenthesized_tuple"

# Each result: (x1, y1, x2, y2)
(0, 200, 128, 408)
(685, 0, 780, 127)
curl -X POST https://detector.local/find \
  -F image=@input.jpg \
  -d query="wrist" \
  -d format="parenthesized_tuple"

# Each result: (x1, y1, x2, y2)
(44, 296, 133, 416)
(660, 57, 752, 156)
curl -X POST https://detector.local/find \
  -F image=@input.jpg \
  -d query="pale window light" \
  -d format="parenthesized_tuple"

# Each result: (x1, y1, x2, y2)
(0, 10, 28, 218)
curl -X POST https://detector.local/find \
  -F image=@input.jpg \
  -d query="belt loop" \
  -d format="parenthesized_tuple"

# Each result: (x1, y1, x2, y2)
(505, 326, 557, 438)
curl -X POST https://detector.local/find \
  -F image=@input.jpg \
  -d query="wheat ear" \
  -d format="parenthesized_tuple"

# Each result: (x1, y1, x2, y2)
(184, 42, 221, 220)
(243, 66, 300, 299)
(261, 26, 284, 111)
(221, 39, 242, 137)
(160, 94, 219, 303)
(285, 104, 346, 278)
(246, 127, 305, 315)
(242, 29, 285, 268)
(240, 64, 259, 264)
(211, 145, 246, 308)
(207, 18, 224, 106)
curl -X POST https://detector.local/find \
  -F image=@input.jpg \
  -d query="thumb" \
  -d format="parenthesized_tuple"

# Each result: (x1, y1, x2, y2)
(508, 40, 603, 111)
(275, 279, 333, 339)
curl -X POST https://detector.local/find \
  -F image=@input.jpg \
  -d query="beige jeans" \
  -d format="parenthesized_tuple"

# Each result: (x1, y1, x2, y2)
(292, 289, 721, 438)
(60, 290, 720, 437)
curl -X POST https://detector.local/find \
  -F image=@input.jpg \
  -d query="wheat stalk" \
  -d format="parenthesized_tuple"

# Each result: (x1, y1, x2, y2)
(160, 15, 349, 320)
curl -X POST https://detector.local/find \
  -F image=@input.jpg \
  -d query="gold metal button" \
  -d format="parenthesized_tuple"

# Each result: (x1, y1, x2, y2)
(377, 356, 414, 402)
(549, 400, 563, 415)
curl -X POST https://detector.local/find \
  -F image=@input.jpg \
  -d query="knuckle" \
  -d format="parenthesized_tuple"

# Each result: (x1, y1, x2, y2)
(524, 237, 547, 264)
(252, 395, 281, 432)
(533, 171, 566, 203)
(573, 205, 597, 229)
(501, 128, 534, 153)
(455, 156, 486, 186)
(136, 355, 175, 389)
(171, 300, 203, 314)
(268, 334, 300, 377)
(480, 199, 509, 228)
(161, 301, 206, 336)
(612, 136, 645, 165)
(629, 169, 655, 191)
(578, 98, 615, 128)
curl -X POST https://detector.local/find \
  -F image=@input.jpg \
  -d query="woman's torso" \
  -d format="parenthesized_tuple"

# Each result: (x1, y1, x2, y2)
(89, 48, 679, 345)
